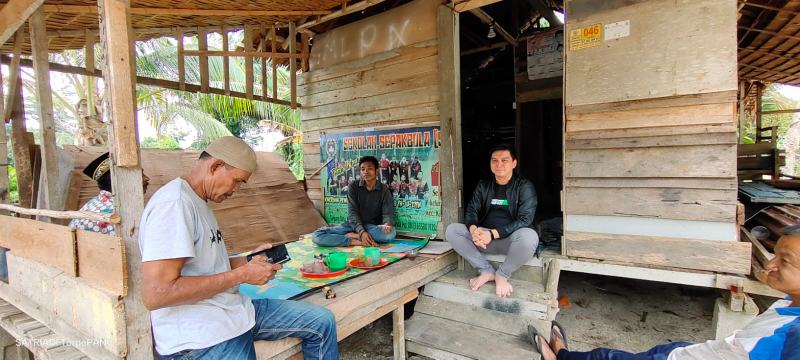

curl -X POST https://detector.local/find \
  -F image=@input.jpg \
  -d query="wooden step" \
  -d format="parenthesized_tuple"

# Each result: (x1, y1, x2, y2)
(414, 295, 550, 338)
(0, 300, 88, 360)
(405, 312, 538, 360)
(423, 270, 554, 320)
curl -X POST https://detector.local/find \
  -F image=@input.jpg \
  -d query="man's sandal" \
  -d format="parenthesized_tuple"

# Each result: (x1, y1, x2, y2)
(527, 325, 546, 354)
(551, 320, 570, 351)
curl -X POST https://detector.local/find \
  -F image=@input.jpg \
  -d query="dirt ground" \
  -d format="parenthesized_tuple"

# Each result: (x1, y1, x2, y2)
(339, 271, 720, 359)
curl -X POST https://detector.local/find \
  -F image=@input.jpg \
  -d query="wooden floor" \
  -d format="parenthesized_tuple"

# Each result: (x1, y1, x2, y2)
(254, 251, 457, 359)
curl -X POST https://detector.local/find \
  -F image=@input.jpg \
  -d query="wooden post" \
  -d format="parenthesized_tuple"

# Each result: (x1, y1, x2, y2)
(392, 304, 406, 360)
(756, 83, 763, 143)
(301, 32, 310, 72)
(85, 32, 97, 118)
(738, 80, 746, 144)
(29, 7, 59, 210)
(271, 24, 277, 101)
(198, 27, 209, 93)
(222, 25, 230, 95)
(289, 21, 297, 109)
(7, 52, 32, 209)
(437, 5, 463, 236)
(261, 24, 268, 98)
(0, 53, 6, 208)
(244, 25, 254, 100)
(176, 27, 185, 91)
(96, 0, 153, 356)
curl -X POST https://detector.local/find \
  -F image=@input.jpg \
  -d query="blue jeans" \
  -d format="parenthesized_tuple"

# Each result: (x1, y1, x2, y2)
(557, 342, 692, 360)
(312, 224, 396, 247)
(161, 299, 339, 360)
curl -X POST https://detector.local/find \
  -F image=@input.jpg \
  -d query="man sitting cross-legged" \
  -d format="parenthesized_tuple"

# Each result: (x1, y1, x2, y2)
(313, 156, 397, 247)
(446, 144, 539, 298)
(531, 225, 800, 360)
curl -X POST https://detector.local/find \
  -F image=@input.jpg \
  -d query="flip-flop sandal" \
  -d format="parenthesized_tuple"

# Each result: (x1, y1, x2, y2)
(551, 320, 570, 351)
(527, 325, 544, 354)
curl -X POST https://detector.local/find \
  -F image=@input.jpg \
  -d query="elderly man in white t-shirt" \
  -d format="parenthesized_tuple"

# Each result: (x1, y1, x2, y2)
(138, 136, 339, 359)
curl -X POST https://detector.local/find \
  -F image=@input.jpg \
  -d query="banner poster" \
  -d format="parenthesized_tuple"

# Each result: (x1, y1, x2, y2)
(527, 27, 564, 80)
(320, 127, 442, 235)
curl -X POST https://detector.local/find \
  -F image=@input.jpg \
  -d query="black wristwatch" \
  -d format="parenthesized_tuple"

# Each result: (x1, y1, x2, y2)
(489, 230, 495, 240)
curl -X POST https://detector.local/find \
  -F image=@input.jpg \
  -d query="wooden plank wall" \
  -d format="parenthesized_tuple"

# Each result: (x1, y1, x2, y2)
(298, 0, 440, 214)
(563, 0, 749, 274)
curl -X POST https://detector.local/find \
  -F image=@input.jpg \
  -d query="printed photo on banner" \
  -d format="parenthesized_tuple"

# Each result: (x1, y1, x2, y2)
(320, 127, 442, 235)
(527, 27, 563, 81)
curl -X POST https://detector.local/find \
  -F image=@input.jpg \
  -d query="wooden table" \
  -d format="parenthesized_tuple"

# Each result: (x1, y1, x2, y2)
(254, 251, 457, 360)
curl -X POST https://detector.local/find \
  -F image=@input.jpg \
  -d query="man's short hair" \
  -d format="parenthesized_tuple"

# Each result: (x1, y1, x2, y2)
(489, 144, 517, 160)
(781, 225, 800, 236)
(199, 151, 212, 160)
(359, 156, 379, 169)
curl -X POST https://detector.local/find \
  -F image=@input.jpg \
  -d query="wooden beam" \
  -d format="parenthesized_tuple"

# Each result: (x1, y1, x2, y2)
(0, 55, 297, 107)
(0, 0, 44, 46)
(0, 53, 5, 208)
(176, 27, 185, 91)
(739, 63, 800, 79)
(260, 24, 268, 98)
(96, 0, 152, 356)
(739, 47, 800, 63)
(453, 0, 503, 12)
(3, 30, 22, 123)
(437, 5, 464, 236)
(29, 7, 59, 209)
(244, 26, 254, 100)
(297, 0, 386, 31)
(222, 25, 230, 95)
(468, 8, 516, 45)
(392, 303, 406, 360)
(461, 42, 507, 56)
(756, 82, 764, 142)
(7, 64, 32, 209)
(42, 4, 331, 16)
(181, 49, 301, 58)
(100, 0, 138, 167)
(0, 204, 118, 223)
(759, 108, 800, 115)
(198, 28, 209, 93)
(289, 21, 297, 109)
(271, 24, 277, 101)
(740, 1, 800, 16)
(737, 26, 800, 42)
(739, 80, 746, 144)
(301, 32, 310, 72)
(85, 32, 97, 118)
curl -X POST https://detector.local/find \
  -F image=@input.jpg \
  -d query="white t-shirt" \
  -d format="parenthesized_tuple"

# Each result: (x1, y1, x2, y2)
(139, 178, 255, 355)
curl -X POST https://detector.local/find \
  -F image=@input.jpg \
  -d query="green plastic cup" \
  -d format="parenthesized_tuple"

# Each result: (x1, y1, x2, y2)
(324, 252, 347, 271)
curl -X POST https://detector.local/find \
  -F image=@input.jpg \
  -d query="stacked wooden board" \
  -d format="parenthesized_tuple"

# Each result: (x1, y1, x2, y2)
(563, 0, 750, 274)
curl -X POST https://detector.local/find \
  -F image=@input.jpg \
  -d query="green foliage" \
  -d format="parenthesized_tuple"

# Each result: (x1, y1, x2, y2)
(7, 166, 17, 205)
(141, 135, 181, 149)
(276, 142, 305, 180)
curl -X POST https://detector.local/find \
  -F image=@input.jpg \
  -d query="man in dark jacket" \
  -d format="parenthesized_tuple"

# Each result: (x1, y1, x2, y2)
(446, 144, 538, 298)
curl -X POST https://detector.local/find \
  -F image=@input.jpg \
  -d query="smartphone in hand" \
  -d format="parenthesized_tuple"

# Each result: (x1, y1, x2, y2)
(246, 244, 291, 264)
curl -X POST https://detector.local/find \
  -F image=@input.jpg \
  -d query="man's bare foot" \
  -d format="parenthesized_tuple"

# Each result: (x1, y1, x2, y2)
(468, 272, 495, 291)
(345, 232, 360, 240)
(495, 275, 513, 298)
(537, 335, 557, 360)
(550, 324, 566, 354)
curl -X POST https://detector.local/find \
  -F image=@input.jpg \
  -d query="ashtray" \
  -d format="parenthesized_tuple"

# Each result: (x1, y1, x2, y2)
(405, 249, 419, 260)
